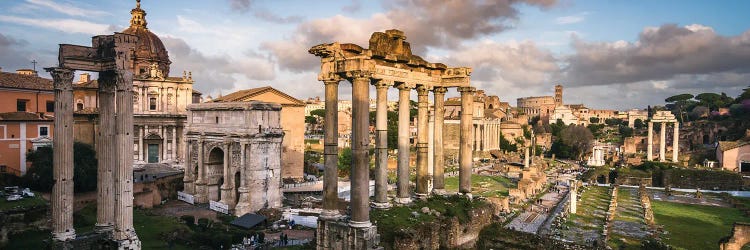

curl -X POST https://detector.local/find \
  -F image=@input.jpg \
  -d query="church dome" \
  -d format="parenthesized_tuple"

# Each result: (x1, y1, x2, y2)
(122, 0, 171, 77)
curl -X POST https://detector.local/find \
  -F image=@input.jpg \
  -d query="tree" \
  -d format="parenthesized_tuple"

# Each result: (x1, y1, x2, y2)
(586, 124, 605, 139)
(24, 142, 98, 193)
(634, 118, 646, 129)
(737, 86, 750, 103)
(305, 115, 317, 124)
(550, 119, 567, 137)
(560, 125, 594, 160)
(498, 133, 517, 153)
(309, 109, 326, 118)
(604, 118, 622, 126)
(338, 147, 353, 177)
(619, 125, 634, 138)
(665, 93, 695, 122)
(589, 117, 600, 124)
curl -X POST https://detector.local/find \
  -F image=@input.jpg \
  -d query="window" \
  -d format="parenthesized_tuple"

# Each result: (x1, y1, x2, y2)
(46, 101, 54, 112)
(0, 165, 6, 173)
(76, 103, 84, 111)
(149, 97, 157, 110)
(39, 126, 49, 137)
(17, 99, 28, 112)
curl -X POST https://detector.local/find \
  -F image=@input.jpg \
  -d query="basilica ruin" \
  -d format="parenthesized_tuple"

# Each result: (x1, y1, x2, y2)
(181, 102, 284, 216)
(309, 29, 474, 249)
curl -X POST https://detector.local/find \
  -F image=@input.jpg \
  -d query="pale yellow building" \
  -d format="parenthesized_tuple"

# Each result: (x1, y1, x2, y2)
(213, 86, 306, 181)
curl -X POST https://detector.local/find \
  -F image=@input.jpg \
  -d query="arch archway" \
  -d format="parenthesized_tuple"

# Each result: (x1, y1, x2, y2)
(206, 147, 224, 202)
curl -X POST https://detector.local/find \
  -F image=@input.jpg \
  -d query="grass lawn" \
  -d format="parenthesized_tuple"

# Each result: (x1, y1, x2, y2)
(0, 194, 47, 211)
(444, 174, 515, 198)
(652, 200, 750, 250)
(566, 185, 609, 228)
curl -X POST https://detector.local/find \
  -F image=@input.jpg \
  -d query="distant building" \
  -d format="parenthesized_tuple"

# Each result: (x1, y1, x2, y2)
(627, 109, 649, 128)
(213, 86, 306, 181)
(716, 130, 750, 173)
(0, 69, 55, 176)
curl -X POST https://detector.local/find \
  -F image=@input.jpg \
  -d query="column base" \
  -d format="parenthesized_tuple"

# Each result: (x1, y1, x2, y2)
(52, 230, 76, 241)
(432, 188, 447, 195)
(94, 223, 114, 234)
(183, 181, 195, 194)
(348, 220, 372, 228)
(233, 191, 252, 216)
(415, 192, 429, 200)
(116, 236, 141, 250)
(394, 197, 412, 204)
(194, 183, 207, 203)
(458, 192, 473, 200)
(320, 209, 341, 220)
(371, 202, 391, 209)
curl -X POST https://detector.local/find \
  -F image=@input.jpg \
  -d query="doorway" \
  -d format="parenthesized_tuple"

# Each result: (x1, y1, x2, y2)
(148, 144, 159, 163)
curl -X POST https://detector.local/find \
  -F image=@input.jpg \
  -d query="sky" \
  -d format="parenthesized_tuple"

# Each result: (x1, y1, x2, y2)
(1, 0, 749, 110)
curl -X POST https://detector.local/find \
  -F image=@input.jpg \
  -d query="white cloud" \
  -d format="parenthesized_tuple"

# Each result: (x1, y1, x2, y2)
(0, 15, 109, 35)
(555, 12, 588, 25)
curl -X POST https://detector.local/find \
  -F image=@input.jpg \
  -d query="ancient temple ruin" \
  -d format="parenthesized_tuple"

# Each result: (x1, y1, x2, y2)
(647, 110, 680, 162)
(309, 29, 474, 249)
(48, 33, 140, 248)
(181, 102, 284, 216)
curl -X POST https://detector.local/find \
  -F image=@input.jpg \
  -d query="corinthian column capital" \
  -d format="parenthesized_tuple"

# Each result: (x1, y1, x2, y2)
(45, 67, 75, 90)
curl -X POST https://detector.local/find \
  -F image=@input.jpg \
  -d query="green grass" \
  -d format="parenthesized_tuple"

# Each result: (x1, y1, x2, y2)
(0, 194, 47, 211)
(652, 200, 750, 250)
(566, 186, 609, 228)
(444, 174, 515, 198)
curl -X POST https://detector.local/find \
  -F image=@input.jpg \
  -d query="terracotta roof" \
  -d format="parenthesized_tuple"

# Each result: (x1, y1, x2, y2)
(213, 86, 305, 106)
(74, 80, 99, 89)
(0, 112, 53, 121)
(0, 71, 53, 91)
(719, 140, 750, 152)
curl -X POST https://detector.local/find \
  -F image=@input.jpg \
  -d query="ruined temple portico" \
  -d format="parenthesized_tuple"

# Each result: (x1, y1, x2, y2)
(309, 29, 474, 249)
(647, 111, 680, 163)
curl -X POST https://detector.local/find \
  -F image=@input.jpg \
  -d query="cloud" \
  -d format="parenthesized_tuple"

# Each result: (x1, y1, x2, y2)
(555, 12, 588, 24)
(252, 10, 304, 24)
(161, 36, 275, 93)
(228, 0, 252, 12)
(0, 15, 109, 35)
(0, 32, 56, 73)
(562, 24, 750, 87)
(24, 0, 109, 17)
(262, 0, 557, 72)
(342, 0, 362, 12)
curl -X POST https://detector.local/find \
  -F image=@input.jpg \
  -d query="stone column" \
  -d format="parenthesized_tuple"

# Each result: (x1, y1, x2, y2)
(660, 122, 666, 162)
(415, 85, 429, 197)
(234, 142, 251, 215)
(47, 67, 76, 241)
(95, 72, 116, 233)
(172, 126, 177, 160)
(458, 87, 475, 194)
(647, 121, 653, 161)
(524, 146, 530, 168)
(184, 139, 195, 194)
(373, 80, 390, 208)
(162, 126, 167, 161)
(432, 87, 447, 193)
(672, 122, 679, 163)
(138, 126, 144, 162)
(220, 139, 232, 205)
(321, 79, 340, 218)
(396, 83, 412, 204)
(348, 72, 371, 227)
(113, 69, 139, 244)
(194, 138, 207, 203)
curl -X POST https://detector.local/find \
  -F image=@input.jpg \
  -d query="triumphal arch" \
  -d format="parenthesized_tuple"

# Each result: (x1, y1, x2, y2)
(47, 33, 140, 248)
(309, 29, 475, 249)
(181, 102, 284, 216)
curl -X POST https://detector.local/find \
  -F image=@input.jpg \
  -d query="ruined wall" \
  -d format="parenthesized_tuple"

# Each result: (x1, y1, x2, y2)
(0, 205, 48, 247)
(390, 204, 496, 249)
(133, 174, 183, 208)
(719, 222, 750, 250)
(662, 169, 743, 190)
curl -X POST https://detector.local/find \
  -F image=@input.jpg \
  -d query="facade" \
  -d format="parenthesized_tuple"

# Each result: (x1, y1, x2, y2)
(549, 105, 583, 125)
(0, 69, 55, 176)
(71, 2, 200, 166)
(182, 102, 284, 216)
(517, 96, 556, 120)
(213, 86, 306, 180)
(589, 109, 618, 123)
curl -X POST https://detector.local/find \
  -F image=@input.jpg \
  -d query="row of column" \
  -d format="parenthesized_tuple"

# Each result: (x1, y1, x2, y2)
(47, 67, 138, 243)
(319, 73, 475, 229)
(647, 121, 679, 162)
(473, 123, 502, 152)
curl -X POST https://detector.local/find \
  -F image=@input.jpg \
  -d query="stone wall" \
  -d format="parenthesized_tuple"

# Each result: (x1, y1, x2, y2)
(388, 204, 495, 249)
(719, 222, 750, 250)
(133, 174, 183, 208)
(0, 205, 48, 247)
(662, 169, 743, 190)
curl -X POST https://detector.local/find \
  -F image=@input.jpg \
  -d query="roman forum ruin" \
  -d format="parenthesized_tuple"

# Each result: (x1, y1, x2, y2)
(309, 29, 474, 249)
(182, 102, 284, 216)
(647, 110, 680, 162)
(47, 33, 140, 248)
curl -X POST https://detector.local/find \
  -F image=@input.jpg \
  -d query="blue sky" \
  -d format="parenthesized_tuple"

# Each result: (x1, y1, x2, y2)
(1, 0, 749, 109)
